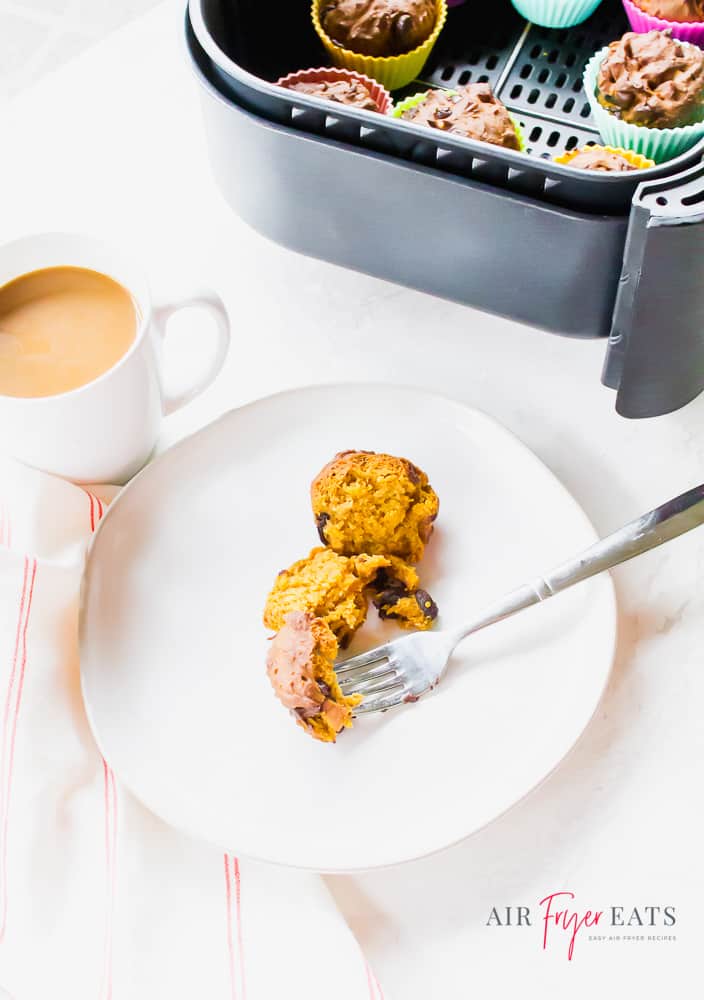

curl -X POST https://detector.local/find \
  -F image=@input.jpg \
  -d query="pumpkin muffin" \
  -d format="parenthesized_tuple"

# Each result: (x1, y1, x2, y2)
(263, 546, 389, 647)
(311, 450, 439, 563)
(266, 612, 361, 742)
(370, 556, 439, 630)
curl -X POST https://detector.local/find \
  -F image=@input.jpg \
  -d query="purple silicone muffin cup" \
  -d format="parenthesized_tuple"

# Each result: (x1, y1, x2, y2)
(622, 0, 704, 46)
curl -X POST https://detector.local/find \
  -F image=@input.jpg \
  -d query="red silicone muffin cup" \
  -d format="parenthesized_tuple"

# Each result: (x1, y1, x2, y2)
(622, 0, 704, 46)
(276, 67, 392, 115)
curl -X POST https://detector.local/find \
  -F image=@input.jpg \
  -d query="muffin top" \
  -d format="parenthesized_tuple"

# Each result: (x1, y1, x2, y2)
(311, 450, 439, 564)
(320, 0, 437, 57)
(635, 0, 704, 21)
(284, 78, 379, 111)
(597, 30, 704, 127)
(402, 84, 521, 150)
(564, 147, 640, 171)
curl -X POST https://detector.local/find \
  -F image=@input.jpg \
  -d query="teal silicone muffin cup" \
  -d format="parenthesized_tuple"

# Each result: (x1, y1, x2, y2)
(584, 47, 704, 163)
(510, 0, 603, 28)
(393, 90, 525, 150)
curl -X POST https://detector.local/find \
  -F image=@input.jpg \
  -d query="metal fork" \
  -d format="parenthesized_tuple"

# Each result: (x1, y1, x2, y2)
(337, 483, 704, 716)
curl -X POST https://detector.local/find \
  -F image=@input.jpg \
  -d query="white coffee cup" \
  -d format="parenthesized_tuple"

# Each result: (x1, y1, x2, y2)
(0, 233, 231, 483)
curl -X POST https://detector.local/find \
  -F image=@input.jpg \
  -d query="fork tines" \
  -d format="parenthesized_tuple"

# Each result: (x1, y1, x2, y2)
(335, 644, 407, 715)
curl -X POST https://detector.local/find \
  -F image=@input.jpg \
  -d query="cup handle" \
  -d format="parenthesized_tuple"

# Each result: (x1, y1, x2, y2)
(152, 288, 231, 416)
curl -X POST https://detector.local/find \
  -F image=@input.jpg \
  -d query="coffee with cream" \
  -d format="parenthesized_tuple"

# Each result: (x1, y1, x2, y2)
(0, 266, 137, 398)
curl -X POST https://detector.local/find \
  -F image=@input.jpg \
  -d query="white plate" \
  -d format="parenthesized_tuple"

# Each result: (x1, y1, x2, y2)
(80, 385, 616, 872)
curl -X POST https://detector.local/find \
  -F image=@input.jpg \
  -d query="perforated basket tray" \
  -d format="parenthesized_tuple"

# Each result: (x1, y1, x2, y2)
(189, 0, 704, 214)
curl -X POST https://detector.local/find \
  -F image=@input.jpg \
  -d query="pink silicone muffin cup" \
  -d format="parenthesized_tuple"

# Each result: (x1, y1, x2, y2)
(276, 67, 392, 114)
(622, 0, 704, 46)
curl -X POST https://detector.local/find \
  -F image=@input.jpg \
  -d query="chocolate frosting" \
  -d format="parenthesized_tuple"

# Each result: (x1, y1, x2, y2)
(565, 147, 639, 171)
(635, 0, 704, 21)
(402, 84, 521, 150)
(320, 0, 436, 56)
(285, 79, 378, 111)
(597, 30, 704, 127)
(266, 611, 326, 718)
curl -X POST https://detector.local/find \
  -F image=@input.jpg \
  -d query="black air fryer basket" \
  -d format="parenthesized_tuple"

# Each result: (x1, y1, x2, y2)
(186, 0, 704, 418)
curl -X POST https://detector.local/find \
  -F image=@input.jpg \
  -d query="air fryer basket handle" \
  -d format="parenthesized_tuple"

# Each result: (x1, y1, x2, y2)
(603, 159, 704, 418)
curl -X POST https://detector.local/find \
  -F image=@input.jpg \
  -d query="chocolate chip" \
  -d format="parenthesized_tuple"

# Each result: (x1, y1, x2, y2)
(392, 13, 414, 48)
(373, 588, 403, 612)
(415, 589, 438, 621)
(316, 511, 330, 544)
(406, 461, 421, 485)
(434, 108, 452, 120)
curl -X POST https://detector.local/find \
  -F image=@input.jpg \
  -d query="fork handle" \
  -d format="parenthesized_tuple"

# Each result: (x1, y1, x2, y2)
(453, 483, 704, 645)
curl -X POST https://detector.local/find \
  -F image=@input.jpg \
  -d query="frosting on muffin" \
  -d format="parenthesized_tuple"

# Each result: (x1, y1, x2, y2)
(634, 0, 704, 21)
(401, 84, 521, 149)
(597, 30, 704, 127)
(562, 147, 640, 170)
(320, 0, 437, 56)
(266, 612, 360, 742)
(283, 78, 379, 111)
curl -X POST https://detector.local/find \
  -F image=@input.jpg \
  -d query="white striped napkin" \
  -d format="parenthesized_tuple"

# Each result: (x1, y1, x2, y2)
(0, 459, 385, 1000)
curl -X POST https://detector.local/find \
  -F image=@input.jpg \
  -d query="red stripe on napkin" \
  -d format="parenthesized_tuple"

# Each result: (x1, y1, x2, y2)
(84, 491, 105, 533)
(224, 854, 237, 1000)
(0, 556, 37, 941)
(365, 961, 384, 1000)
(86, 492, 116, 1000)
(224, 854, 247, 1000)
(100, 760, 118, 1000)
(233, 857, 247, 1000)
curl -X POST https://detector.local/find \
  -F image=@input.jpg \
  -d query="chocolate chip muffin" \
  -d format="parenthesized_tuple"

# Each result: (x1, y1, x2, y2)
(597, 29, 704, 127)
(266, 612, 360, 742)
(370, 557, 438, 630)
(311, 451, 439, 564)
(320, 0, 437, 56)
(263, 546, 389, 647)
(282, 77, 379, 111)
(400, 84, 522, 149)
(634, 0, 704, 20)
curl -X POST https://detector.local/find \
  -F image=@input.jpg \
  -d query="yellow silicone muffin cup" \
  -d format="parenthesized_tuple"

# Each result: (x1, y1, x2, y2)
(554, 145, 655, 169)
(393, 90, 526, 150)
(312, 0, 448, 91)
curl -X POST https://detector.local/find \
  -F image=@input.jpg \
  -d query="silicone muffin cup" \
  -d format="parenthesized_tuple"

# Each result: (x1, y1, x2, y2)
(393, 90, 526, 150)
(311, 0, 448, 91)
(509, 0, 604, 28)
(554, 144, 655, 168)
(622, 0, 704, 47)
(276, 67, 392, 114)
(584, 46, 704, 162)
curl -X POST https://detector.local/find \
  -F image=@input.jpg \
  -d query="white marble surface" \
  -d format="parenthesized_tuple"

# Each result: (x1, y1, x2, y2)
(1, 3, 702, 996)
(0, 0, 156, 100)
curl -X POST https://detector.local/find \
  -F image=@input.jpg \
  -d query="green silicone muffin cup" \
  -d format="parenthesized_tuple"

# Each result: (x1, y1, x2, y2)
(393, 90, 525, 151)
(584, 47, 704, 163)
